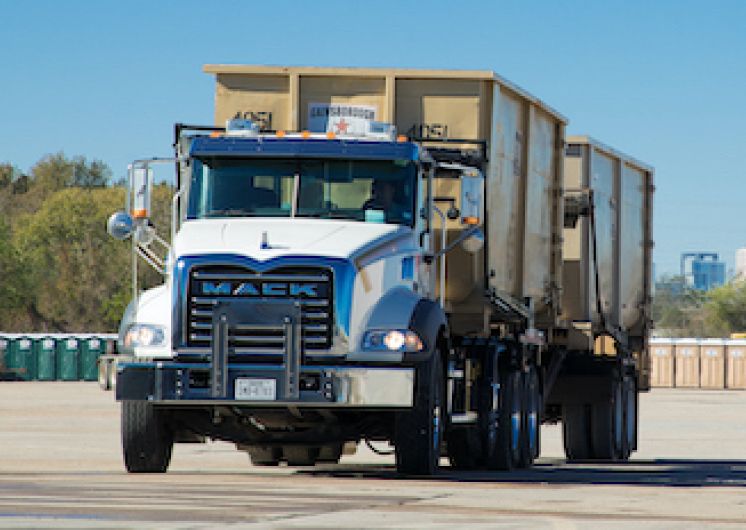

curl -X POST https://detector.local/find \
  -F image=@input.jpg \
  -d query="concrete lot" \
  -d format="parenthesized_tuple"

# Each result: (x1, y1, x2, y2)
(0, 383, 745, 528)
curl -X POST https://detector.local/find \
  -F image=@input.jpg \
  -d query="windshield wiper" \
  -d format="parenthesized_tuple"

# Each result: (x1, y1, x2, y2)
(205, 208, 252, 217)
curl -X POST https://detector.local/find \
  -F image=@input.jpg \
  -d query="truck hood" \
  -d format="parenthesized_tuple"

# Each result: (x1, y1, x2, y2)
(172, 218, 409, 261)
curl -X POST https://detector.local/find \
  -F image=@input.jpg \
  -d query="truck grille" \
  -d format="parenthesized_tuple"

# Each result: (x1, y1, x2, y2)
(186, 265, 333, 352)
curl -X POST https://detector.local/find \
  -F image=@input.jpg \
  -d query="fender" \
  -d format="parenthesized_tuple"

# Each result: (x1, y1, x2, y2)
(405, 298, 448, 363)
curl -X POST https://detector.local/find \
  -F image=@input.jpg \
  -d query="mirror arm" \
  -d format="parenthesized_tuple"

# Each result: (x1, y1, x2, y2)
(423, 225, 482, 264)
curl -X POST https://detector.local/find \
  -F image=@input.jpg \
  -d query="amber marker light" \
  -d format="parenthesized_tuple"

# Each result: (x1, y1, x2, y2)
(132, 209, 148, 219)
(326, 131, 336, 139)
(396, 135, 407, 143)
(210, 131, 221, 138)
(301, 130, 311, 139)
(276, 130, 286, 138)
(463, 216, 480, 225)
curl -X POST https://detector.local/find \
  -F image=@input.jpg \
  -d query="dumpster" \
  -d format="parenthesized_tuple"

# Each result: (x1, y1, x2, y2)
(35, 336, 57, 381)
(7, 336, 36, 380)
(56, 336, 81, 381)
(649, 338, 674, 388)
(699, 338, 725, 389)
(674, 338, 700, 388)
(726, 339, 746, 390)
(81, 336, 105, 381)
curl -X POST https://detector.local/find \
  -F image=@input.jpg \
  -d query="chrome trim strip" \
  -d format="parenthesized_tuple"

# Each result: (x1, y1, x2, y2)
(193, 272, 330, 282)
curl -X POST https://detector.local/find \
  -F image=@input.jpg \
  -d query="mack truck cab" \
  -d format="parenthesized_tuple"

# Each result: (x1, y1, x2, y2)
(108, 119, 485, 475)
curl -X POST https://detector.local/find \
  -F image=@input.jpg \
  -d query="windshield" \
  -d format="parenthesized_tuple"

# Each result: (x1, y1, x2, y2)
(186, 158, 416, 226)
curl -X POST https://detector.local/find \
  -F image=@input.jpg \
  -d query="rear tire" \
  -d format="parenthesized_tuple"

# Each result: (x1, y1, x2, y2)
(485, 368, 523, 470)
(623, 374, 638, 458)
(395, 354, 444, 475)
(283, 446, 319, 466)
(447, 428, 482, 470)
(121, 401, 173, 473)
(247, 446, 281, 466)
(317, 444, 343, 464)
(562, 404, 591, 461)
(522, 367, 541, 466)
(590, 375, 624, 460)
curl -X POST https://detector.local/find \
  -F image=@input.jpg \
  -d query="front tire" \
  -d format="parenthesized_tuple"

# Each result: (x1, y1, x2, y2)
(122, 401, 173, 473)
(395, 354, 444, 475)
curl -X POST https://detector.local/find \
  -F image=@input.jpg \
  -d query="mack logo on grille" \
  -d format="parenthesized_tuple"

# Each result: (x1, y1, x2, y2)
(200, 281, 320, 298)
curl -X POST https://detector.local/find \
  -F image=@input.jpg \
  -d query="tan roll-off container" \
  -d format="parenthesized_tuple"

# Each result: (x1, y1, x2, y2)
(561, 137, 653, 345)
(204, 65, 567, 334)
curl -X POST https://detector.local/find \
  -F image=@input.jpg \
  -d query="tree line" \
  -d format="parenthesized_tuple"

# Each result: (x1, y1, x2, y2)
(653, 275, 746, 337)
(0, 154, 168, 333)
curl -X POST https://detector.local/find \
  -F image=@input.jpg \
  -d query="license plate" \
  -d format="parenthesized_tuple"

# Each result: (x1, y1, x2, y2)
(235, 378, 276, 401)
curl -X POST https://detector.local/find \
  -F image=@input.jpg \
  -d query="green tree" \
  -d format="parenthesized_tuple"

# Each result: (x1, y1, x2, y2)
(703, 282, 746, 336)
(0, 219, 29, 327)
(13, 187, 131, 331)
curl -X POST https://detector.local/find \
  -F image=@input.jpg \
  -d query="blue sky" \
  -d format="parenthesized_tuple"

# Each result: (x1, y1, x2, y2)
(1, 0, 744, 276)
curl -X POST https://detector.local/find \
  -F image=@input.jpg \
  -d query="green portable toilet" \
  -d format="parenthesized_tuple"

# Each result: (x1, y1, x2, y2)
(8, 336, 36, 380)
(81, 336, 105, 381)
(56, 336, 80, 381)
(0, 336, 9, 370)
(35, 336, 57, 381)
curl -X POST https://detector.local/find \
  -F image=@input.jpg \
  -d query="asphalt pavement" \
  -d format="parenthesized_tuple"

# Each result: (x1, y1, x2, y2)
(0, 383, 745, 528)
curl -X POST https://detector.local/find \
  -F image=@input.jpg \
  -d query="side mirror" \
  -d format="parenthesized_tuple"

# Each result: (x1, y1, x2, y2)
(107, 211, 133, 240)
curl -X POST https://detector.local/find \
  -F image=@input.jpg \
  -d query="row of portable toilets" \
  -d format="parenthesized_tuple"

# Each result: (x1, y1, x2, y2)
(0, 334, 117, 382)
(649, 338, 746, 389)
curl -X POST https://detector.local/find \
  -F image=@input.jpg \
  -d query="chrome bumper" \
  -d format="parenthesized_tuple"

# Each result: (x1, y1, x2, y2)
(116, 363, 414, 408)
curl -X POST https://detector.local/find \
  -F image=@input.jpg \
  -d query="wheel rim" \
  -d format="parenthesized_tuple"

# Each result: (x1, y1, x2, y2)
(510, 376, 521, 455)
(614, 381, 624, 454)
(527, 379, 538, 455)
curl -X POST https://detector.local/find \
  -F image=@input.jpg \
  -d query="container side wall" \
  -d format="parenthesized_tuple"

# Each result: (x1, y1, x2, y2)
(299, 76, 387, 131)
(214, 74, 290, 130)
(395, 79, 482, 140)
(620, 164, 646, 330)
(487, 88, 525, 300)
(589, 148, 616, 325)
(523, 108, 558, 308)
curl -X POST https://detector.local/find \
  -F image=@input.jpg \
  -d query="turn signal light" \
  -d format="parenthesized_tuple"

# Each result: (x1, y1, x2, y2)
(463, 216, 480, 225)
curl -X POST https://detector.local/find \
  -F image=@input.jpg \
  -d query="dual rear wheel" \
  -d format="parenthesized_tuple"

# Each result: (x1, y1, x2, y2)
(448, 365, 542, 471)
(562, 371, 637, 461)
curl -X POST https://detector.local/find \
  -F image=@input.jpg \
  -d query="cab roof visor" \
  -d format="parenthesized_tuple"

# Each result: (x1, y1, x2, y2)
(189, 137, 419, 161)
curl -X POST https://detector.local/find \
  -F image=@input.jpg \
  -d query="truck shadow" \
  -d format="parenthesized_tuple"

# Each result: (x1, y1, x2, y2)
(301, 459, 746, 488)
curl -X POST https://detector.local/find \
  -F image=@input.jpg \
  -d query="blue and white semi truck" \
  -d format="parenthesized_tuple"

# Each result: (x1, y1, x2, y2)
(107, 66, 653, 475)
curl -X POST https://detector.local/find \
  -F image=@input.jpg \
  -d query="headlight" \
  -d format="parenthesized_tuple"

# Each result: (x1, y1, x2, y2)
(362, 329, 424, 352)
(123, 324, 166, 348)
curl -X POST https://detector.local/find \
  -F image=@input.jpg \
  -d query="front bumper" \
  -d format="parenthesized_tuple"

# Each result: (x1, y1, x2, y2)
(116, 362, 414, 408)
